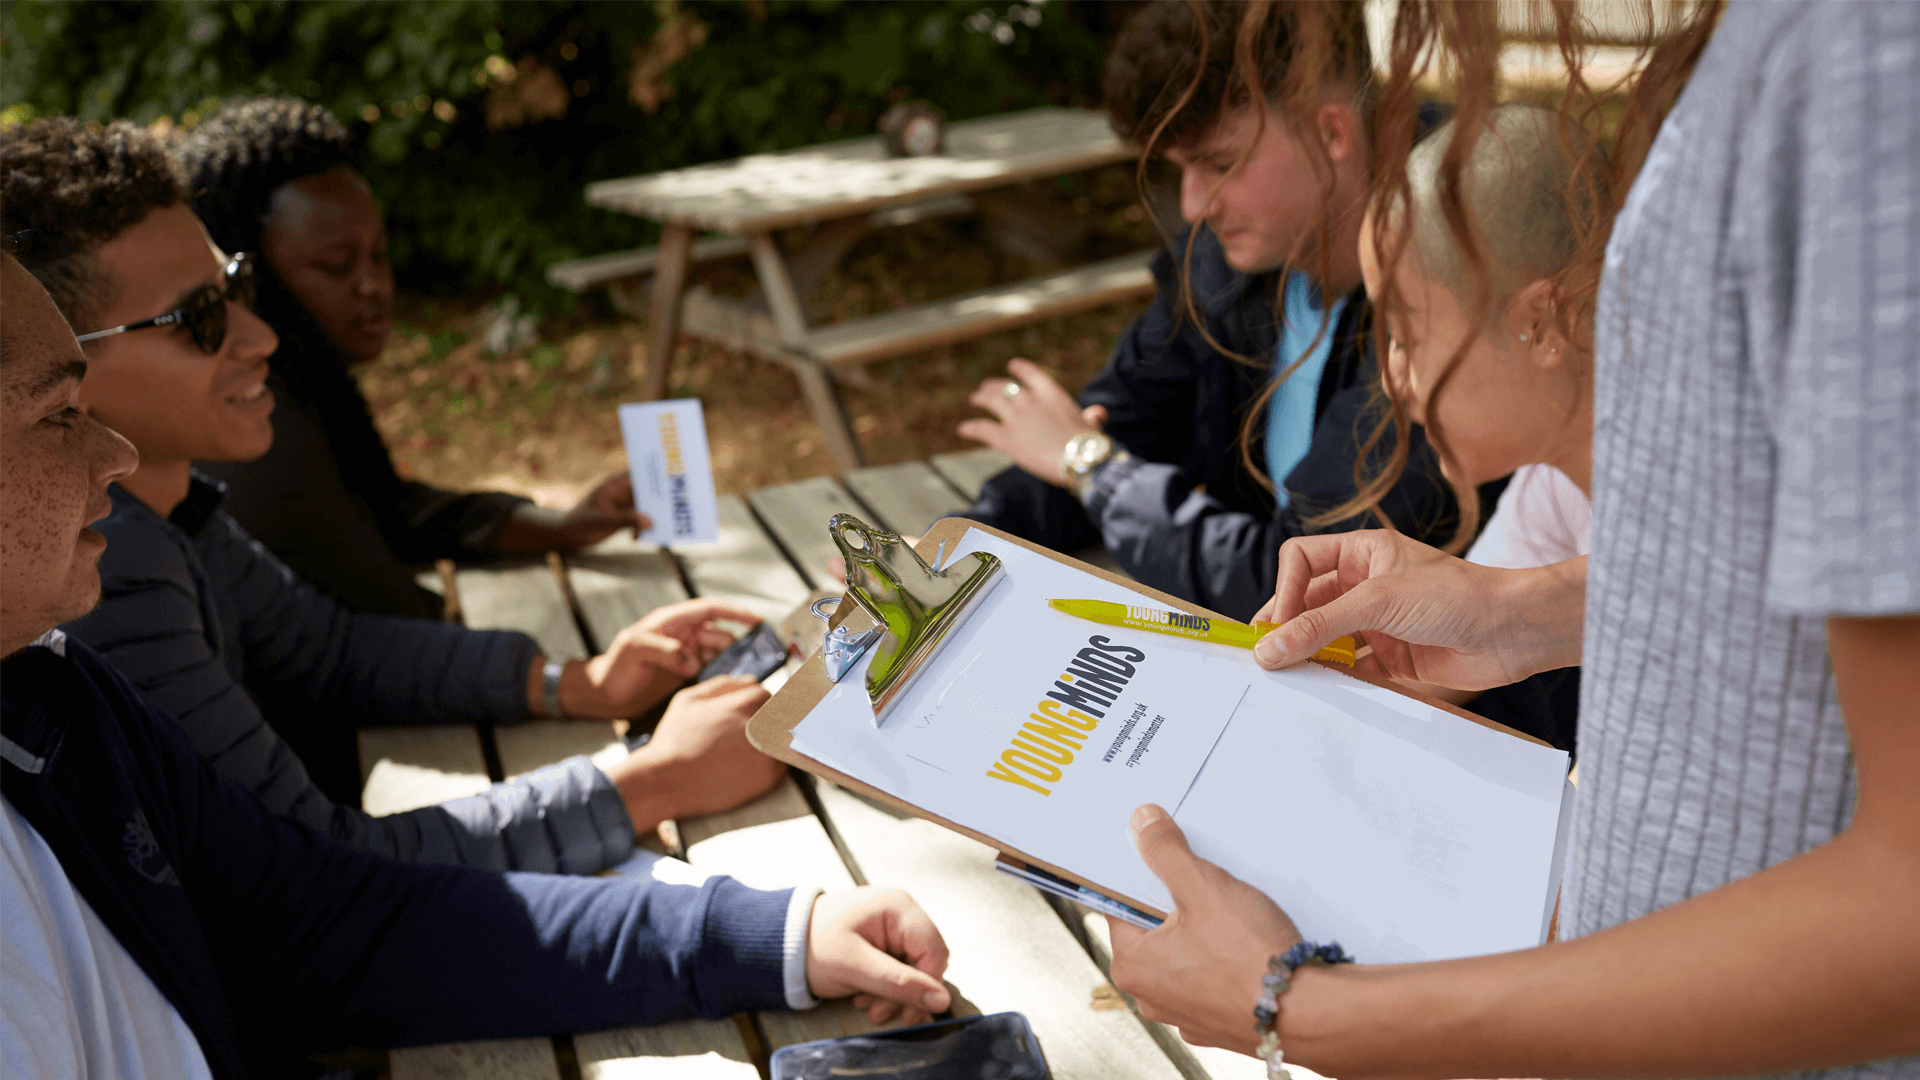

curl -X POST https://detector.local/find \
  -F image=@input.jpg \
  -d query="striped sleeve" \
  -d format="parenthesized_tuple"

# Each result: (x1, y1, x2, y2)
(1747, 1, 1920, 616)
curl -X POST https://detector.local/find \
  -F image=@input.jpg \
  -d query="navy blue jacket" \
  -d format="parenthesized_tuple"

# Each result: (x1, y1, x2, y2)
(0, 633, 791, 1080)
(965, 225, 1502, 622)
(60, 478, 635, 874)
(961, 227, 1580, 754)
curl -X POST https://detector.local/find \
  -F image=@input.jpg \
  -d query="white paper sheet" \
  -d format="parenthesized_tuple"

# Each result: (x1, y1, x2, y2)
(618, 399, 719, 545)
(790, 531, 1571, 963)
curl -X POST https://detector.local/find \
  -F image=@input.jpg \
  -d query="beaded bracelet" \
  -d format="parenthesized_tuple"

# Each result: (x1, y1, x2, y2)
(1253, 940, 1353, 1080)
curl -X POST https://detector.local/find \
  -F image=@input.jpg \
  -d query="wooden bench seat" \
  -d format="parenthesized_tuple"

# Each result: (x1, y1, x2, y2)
(547, 235, 754, 293)
(794, 248, 1156, 369)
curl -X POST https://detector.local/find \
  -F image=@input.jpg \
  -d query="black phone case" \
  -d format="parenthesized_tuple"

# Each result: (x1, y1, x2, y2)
(768, 1012, 1049, 1080)
(696, 621, 788, 683)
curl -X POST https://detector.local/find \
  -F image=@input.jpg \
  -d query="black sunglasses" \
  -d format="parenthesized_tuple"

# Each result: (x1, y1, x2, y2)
(76, 252, 256, 355)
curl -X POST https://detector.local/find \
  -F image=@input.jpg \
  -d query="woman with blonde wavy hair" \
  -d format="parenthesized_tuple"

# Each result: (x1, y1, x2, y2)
(1105, 3, 1920, 1077)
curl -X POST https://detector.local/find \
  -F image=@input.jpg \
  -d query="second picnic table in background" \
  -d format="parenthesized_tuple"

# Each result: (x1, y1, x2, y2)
(364, 448, 1289, 1080)
(550, 108, 1161, 474)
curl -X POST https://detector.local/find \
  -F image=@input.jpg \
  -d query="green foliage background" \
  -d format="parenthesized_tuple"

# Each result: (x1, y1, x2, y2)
(1, 0, 1116, 309)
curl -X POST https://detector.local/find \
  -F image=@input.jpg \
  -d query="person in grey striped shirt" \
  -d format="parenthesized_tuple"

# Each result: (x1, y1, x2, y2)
(1099, 3, 1919, 1078)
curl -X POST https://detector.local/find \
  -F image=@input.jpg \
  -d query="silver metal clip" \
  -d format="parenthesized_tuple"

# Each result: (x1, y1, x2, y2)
(823, 515, 1003, 725)
(814, 596, 885, 684)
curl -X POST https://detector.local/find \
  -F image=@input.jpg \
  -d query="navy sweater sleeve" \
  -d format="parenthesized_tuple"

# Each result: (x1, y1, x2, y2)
(1, 640, 789, 1075)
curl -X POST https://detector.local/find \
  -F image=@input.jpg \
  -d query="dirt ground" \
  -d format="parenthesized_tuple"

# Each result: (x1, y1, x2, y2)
(358, 164, 1162, 508)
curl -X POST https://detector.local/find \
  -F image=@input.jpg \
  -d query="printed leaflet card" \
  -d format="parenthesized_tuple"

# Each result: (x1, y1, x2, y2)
(618, 399, 719, 545)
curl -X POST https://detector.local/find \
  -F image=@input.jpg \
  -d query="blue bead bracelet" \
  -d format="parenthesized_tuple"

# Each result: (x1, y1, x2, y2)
(1253, 941, 1353, 1079)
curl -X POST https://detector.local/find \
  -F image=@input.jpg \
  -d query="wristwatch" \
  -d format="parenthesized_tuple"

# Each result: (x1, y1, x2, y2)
(1061, 432, 1116, 499)
(541, 659, 567, 720)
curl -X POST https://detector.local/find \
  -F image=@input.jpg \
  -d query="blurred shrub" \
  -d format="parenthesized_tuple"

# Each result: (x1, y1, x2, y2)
(1, 0, 1115, 309)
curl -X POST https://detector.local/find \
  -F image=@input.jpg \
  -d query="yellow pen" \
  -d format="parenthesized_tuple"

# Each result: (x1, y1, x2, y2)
(1047, 598, 1356, 665)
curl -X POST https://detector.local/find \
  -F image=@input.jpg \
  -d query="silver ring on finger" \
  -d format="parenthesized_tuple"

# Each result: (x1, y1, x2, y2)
(1002, 382, 1022, 399)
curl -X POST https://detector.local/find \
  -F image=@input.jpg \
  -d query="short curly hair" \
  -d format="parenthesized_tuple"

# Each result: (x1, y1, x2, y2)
(0, 117, 186, 329)
(1104, 0, 1372, 153)
(175, 96, 351, 259)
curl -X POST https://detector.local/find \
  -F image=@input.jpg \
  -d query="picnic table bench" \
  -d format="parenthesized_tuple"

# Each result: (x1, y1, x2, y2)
(549, 108, 1161, 474)
(362, 448, 1282, 1080)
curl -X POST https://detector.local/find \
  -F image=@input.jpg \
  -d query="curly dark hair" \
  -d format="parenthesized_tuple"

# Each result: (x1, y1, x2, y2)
(174, 96, 351, 259)
(0, 117, 186, 328)
(1103, 0, 1372, 153)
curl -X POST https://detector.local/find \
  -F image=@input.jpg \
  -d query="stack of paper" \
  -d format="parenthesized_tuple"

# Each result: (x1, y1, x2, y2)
(790, 531, 1572, 964)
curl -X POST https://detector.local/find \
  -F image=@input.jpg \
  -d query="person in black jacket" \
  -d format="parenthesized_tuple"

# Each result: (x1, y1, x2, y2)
(0, 250, 952, 1079)
(173, 96, 638, 622)
(955, 2, 1502, 622)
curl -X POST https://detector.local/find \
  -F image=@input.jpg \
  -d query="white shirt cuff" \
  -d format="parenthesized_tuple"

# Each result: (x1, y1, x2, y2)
(782, 885, 824, 1011)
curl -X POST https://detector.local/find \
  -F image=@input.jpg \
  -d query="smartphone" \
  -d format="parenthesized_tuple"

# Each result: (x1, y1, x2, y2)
(696, 620, 789, 683)
(769, 1012, 1049, 1080)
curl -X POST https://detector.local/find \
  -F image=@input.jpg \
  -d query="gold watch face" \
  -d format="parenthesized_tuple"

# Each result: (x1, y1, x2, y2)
(1067, 433, 1112, 473)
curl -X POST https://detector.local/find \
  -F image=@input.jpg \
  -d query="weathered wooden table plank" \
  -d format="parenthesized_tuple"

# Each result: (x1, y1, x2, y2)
(929, 448, 1013, 502)
(564, 533, 691, 651)
(745, 476, 868, 590)
(673, 494, 815, 625)
(359, 727, 493, 816)
(842, 461, 970, 537)
(810, 782, 1192, 1080)
(802, 251, 1155, 369)
(456, 560, 590, 661)
(677, 778, 856, 891)
(586, 109, 1130, 235)
(493, 721, 628, 780)
(574, 1020, 760, 1080)
(389, 1037, 562, 1080)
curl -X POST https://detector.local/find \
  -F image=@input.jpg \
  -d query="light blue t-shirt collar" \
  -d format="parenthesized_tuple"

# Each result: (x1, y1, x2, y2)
(1266, 271, 1347, 506)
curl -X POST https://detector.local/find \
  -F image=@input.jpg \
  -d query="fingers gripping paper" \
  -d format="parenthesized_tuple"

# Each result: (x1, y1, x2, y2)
(772, 527, 1574, 965)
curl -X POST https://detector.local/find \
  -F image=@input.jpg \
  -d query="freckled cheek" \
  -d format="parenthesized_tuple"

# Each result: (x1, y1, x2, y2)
(0, 463, 86, 595)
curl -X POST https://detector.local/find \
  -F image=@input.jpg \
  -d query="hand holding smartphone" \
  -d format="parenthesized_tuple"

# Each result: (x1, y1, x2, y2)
(696, 620, 790, 683)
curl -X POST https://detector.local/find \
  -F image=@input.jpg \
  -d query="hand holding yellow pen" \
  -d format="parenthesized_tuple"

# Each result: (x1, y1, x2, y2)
(1047, 598, 1355, 665)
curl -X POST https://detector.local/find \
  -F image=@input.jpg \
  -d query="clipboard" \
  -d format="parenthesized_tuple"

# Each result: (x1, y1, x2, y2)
(748, 514, 1556, 922)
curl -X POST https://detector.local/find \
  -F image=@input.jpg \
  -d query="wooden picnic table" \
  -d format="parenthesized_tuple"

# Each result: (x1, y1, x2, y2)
(553, 108, 1161, 474)
(362, 448, 1286, 1080)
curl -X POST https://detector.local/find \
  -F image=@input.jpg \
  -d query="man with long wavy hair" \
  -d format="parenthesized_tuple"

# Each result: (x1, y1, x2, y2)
(950, 0, 1506, 624)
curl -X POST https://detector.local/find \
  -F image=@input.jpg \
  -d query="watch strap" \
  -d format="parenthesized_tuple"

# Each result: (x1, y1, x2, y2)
(540, 659, 566, 720)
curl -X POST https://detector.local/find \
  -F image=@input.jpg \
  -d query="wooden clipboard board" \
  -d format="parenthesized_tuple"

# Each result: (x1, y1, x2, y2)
(747, 516, 1551, 920)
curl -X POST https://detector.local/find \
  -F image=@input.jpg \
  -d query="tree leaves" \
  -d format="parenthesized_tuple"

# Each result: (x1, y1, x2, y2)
(0, 0, 1106, 308)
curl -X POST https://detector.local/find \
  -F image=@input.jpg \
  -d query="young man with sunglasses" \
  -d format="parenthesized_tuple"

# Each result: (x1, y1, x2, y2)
(0, 118, 787, 877)
(0, 250, 953, 1078)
